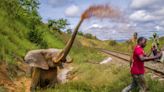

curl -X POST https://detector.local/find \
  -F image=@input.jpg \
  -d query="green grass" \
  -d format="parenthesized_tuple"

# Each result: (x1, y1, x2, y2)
(0, 87, 6, 92)
(42, 62, 164, 92)
(42, 62, 131, 92)
(146, 77, 164, 92)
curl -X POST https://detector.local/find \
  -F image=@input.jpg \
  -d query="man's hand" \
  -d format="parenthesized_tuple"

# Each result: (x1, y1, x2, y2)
(139, 52, 162, 62)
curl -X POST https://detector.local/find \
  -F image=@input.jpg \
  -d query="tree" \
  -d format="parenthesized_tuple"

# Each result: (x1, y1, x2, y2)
(48, 20, 54, 30)
(48, 19, 69, 33)
(19, 0, 41, 29)
(66, 29, 72, 34)
(109, 40, 117, 46)
(77, 31, 84, 36)
(19, 0, 39, 12)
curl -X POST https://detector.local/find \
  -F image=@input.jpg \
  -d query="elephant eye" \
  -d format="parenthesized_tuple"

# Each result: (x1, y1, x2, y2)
(25, 59, 31, 64)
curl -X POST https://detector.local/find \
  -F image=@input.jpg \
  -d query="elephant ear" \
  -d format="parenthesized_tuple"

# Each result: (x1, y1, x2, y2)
(24, 50, 49, 70)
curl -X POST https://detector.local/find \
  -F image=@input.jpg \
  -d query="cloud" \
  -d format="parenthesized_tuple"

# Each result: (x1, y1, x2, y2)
(130, 0, 163, 9)
(160, 21, 164, 26)
(129, 0, 164, 28)
(47, 0, 72, 7)
(154, 7, 164, 16)
(88, 24, 103, 29)
(130, 10, 158, 22)
(65, 5, 80, 17)
(130, 0, 164, 21)
(155, 26, 163, 31)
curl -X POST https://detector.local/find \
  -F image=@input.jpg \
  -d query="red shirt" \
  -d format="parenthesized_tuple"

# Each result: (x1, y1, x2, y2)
(131, 45, 145, 74)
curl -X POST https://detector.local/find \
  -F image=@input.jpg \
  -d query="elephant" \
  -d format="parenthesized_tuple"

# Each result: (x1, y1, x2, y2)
(24, 18, 84, 91)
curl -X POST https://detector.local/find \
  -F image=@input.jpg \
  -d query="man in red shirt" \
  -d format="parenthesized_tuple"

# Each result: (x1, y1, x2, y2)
(122, 37, 162, 92)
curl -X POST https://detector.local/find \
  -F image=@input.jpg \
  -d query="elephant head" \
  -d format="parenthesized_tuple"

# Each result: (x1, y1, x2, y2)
(24, 49, 49, 70)
(24, 18, 84, 69)
(24, 49, 73, 70)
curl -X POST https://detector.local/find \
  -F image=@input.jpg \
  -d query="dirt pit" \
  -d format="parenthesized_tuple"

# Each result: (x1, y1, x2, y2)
(0, 63, 75, 92)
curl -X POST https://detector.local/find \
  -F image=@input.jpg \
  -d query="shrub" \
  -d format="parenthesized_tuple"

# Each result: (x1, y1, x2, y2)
(66, 29, 72, 34)
(109, 40, 117, 46)
(27, 29, 48, 48)
(83, 33, 97, 39)
(78, 31, 84, 36)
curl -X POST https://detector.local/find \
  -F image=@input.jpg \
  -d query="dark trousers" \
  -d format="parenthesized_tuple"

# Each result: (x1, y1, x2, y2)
(122, 74, 148, 92)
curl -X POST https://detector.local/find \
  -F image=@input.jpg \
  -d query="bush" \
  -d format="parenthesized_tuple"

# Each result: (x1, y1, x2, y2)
(84, 33, 92, 38)
(109, 40, 117, 46)
(78, 31, 84, 36)
(83, 33, 97, 39)
(66, 29, 72, 34)
(27, 29, 48, 48)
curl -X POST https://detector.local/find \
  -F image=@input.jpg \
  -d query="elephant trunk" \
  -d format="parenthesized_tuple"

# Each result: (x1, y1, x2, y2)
(55, 18, 84, 63)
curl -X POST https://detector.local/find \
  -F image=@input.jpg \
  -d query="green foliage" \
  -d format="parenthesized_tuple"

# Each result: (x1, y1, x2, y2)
(43, 31, 65, 48)
(83, 33, 97, 39)
(78, 31, 84, 36)
(0, 0, 41, 26)
(27, 29, 48, 48)
(70, 47, 105, 63)
(27, 30, 43, 44)
(48, 18, 69, 33)
(0, 10, 35, 63)
(0, 0, 20, 18)
(146, 76, 164, 92)
(19, 0, 40, 11)
(0, 86, 6, 92)
(108, 40, 117, 46)
(84, 33, 92, 39)
(66, 29, 72, 34)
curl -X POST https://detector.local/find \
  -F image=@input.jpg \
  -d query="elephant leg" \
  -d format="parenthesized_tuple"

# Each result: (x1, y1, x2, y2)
(47, 79, 58, 88)
(29, 67, 33, 77)
(47, 67, 58, 88)
(30, 68, 41, 92)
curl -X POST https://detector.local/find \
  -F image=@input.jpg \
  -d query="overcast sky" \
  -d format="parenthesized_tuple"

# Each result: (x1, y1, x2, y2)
(38, 0, 164, 41)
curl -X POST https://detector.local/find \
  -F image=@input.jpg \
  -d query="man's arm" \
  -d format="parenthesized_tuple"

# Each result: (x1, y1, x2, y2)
(139, 52, 162, 62)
